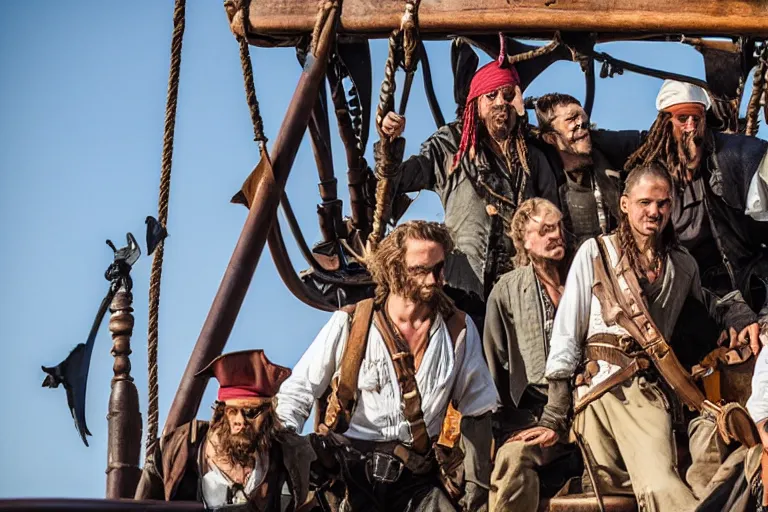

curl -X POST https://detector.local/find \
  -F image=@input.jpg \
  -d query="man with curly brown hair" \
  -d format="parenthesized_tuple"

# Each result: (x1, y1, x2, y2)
(482, 198, 578, 512)
(276, 220, 499, 511)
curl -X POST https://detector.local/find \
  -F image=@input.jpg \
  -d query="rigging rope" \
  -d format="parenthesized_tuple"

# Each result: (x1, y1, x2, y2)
(239, 0, 267, 147)
(745, 48, 767, 137)
(508, 36, 560, 65)
(368, 0, 421, 249)
(146, 0, 186, 459)
(311, 1, 339, 57)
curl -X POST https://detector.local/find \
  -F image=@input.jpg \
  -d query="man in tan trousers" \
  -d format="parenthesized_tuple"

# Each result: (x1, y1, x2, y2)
(483, 198, 576, 511)
(519, 164, 759, 511)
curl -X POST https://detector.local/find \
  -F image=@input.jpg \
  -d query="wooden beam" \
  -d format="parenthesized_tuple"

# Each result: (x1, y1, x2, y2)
(239, 0, 768, 38)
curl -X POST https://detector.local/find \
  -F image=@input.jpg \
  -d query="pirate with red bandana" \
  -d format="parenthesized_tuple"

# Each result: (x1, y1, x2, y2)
(135, 350, 315, 511)
(381, 53, 558, 326)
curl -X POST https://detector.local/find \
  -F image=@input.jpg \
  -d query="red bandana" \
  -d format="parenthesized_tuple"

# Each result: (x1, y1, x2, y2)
(453, 44, 521, 169)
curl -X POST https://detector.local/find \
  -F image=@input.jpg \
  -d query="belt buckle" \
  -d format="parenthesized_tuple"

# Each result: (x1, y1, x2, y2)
(618, 334, 636, 353)
(365, 451, 404, 484)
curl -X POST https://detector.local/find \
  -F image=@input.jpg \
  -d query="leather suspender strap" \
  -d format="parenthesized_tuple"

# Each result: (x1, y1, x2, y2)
(374, 309, 431, 455)
(595, 236, 708, 411)
(322, 298, 375, 433)
(590, 237, 759, 447)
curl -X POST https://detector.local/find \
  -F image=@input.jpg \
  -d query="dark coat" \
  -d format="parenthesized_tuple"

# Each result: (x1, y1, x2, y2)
(391, 121, 559, 299)
(591, 129, 768, 301)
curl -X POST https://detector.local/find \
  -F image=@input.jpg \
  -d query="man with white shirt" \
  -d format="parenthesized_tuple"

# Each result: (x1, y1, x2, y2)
(275, 220, 499, 511)
(519, 165, 759, 510)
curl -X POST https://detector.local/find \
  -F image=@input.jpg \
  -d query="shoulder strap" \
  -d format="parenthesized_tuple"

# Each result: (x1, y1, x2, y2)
(594, 237, 708, 411)
(322, 298, 375, 433)
(374, 309, 431, 455)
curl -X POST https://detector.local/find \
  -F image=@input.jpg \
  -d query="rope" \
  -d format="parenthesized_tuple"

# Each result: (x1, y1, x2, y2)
(145, 0, 186, 459)
(368, 1, 421, 249)
(746, 50, 767, 137)
(368, 31, 402, 249)
(311, 0, 339, 57)
(508, 35, 560, 65)
(238, 0, 267, 147)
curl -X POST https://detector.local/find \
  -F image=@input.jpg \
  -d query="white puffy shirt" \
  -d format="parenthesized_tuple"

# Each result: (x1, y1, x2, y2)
(275, 310, 499, 442)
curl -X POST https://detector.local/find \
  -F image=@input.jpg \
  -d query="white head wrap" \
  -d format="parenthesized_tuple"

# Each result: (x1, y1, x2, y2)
(655, 79, 712, 111)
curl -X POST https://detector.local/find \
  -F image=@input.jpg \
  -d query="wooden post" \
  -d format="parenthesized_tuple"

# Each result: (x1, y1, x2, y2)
(105, 284, 142, 498)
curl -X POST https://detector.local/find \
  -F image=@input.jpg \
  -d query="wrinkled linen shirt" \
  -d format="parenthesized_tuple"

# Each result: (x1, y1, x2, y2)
(544, 235, 701, 395)
(276, 310, 499, 442)
(746, 152, 768, 221)
(201, 455, 268, 508)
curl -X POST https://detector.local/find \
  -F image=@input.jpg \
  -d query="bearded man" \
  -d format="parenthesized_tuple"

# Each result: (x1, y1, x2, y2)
(380, 58, 558, 325)
(275, 220, 499, 511)
(520, 165, 759, 510)
(135, 350, 313, 511)
(534, 93, 621, 248)
(594, 80, 768, 314)
(481, 198, 578, 512)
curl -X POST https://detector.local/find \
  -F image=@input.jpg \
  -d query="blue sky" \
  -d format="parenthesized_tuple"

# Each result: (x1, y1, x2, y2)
(1, 1, 765, 500)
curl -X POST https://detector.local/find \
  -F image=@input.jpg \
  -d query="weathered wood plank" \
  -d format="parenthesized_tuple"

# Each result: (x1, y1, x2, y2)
(241, 0, 768, 37)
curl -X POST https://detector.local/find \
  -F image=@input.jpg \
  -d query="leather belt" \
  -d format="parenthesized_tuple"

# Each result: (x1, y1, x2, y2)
(573, 334, 652, 415)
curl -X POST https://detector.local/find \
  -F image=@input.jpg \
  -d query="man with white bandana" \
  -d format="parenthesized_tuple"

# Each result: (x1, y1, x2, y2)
(595, 79, 768, 317)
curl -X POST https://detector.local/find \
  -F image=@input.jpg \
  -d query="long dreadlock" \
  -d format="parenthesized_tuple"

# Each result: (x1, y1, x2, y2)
(463, 105, 532, 207)
(624, 111, 712, 189)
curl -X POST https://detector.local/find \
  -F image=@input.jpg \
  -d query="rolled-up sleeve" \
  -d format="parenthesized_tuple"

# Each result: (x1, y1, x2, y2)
(452, 316, 500, 418)
(545, 239, 597, 380)
(275, 311, 349, 432)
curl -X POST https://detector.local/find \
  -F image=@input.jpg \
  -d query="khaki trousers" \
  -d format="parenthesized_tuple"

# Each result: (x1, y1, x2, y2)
(489, 439, 570, 512)
(686, 415, 730, 498)
(574, 376, 699, 512)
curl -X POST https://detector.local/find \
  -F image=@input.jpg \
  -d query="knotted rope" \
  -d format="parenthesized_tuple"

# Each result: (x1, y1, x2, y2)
(238, 0, 267, 148)
(311, 0, 340, 57)
(368, 0, 421, 249)
(146, 0, 186, 459)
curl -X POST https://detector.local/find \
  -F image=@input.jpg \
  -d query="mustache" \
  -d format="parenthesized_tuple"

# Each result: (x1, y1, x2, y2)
(571, 131, 589, 143)
(547, 240, 565, 250)
(680, 131, 703, 147)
